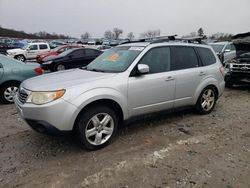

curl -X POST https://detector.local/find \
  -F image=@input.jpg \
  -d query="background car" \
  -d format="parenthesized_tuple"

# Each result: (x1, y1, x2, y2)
(7, 42, 50, 62)
(210, 42, 236, 64)
(0, 54, 43, 103)
(36, 45, 85, 63)
(41, 48, 102, 72)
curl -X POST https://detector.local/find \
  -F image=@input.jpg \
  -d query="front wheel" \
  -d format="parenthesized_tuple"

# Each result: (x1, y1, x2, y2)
(15, 55, 26, 62)
(76, 105, 118, 150)
(195, 86, 217, 115)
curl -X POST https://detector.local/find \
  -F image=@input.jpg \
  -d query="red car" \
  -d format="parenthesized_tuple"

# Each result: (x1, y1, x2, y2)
(36, 45, 84, 63)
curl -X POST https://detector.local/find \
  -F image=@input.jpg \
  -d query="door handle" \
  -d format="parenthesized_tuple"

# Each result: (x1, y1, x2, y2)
(165, 76, 175, 81)
(199, 71, 206, 76)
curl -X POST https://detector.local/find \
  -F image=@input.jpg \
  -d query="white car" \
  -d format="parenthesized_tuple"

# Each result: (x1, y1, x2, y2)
(7, 42, 50, 62)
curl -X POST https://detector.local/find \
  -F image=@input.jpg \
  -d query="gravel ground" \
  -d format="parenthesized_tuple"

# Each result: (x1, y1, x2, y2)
(0, 87, 249, 188)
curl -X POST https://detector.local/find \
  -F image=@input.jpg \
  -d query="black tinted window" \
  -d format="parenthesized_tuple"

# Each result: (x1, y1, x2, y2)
(39, 44, 48, 50)
(85, 49, 98, 56)
(139, 47, 170, 74)
(196, 47, 216, 66)
(171, 46, 199, 70)
(71, 50, 83, 57)
(29, 45, 38, 50)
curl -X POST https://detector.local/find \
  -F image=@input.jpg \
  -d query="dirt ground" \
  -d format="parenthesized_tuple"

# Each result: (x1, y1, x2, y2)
(0, 87, 249, 188)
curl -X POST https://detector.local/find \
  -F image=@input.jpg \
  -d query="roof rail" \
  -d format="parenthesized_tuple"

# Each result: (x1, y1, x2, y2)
(120, 35, 178, 44)
(120, 35, 207, 45)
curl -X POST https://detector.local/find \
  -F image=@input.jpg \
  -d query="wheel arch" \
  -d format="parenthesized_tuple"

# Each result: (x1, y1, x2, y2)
(193, 78, 220, 104)
(73, 98, 124, 131)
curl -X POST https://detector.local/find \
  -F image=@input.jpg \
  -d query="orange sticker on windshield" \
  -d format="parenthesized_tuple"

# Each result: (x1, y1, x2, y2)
(109, 54, 119, 61)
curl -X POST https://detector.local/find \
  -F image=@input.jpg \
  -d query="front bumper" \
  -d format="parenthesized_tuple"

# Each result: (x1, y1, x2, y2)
(14, 96, 78, 133)
(225, 72, 250, 84)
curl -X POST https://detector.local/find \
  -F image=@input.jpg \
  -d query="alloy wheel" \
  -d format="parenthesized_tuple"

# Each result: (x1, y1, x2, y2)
(85, 113, 114, 146)
(201, 88, 215, 111)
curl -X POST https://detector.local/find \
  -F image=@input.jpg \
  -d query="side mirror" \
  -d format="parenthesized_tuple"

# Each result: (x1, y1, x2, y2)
(0, 63, 3, 68)
(27, 48, 30, 51)
(225, 49, 231, 53)
(138, 64, 149, 74)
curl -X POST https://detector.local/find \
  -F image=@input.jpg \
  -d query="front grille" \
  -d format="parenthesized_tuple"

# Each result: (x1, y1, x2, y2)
(17, 89, 28, 104)
(231, 64, 250, 73)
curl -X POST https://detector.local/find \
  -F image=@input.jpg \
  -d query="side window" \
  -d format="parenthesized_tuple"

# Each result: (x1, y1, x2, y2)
(71, 50, 83, 57)
(196, 47, 216, 66)
(29, 45, 38, 51)
(39, 44, 48, 50)
(171, 46, 199, 70)
(85, 49, 98, 56)
(139, 47, 170, 74)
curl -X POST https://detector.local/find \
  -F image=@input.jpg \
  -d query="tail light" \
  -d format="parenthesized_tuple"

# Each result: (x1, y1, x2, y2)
(219, 66, 225, 77)
(35, 68, 43, 75)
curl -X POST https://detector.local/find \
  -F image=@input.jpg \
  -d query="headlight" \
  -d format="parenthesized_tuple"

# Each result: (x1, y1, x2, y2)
(26, 90, 65, 105)
(8, 52, 16, 55)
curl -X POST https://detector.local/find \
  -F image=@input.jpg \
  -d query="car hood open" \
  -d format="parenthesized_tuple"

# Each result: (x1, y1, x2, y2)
(21, 68, 117, 91)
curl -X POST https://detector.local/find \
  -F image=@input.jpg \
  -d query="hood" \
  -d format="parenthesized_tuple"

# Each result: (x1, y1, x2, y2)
(7, 48, 25, 54)
(21, 68, 117, 91)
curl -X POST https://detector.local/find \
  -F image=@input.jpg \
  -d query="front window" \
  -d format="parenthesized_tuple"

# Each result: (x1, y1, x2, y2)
(86, 46, 143, 73)
(210, 44, 224, 53)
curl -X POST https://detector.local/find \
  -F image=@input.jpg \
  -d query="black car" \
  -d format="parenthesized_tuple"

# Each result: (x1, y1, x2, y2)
(41, 48, 102, 72)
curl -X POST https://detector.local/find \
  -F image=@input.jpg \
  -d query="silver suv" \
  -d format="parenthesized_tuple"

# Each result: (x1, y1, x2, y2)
(14, 39, 225, 150)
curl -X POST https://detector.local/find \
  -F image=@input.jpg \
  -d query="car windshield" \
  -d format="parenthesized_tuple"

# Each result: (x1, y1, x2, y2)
(86, 46, 143, 73)
(210, 44, 224, 53)
(58, 49, 74, 57)
(21, 44, 29, 50)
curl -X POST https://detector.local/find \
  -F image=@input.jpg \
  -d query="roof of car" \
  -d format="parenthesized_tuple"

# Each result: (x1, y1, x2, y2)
(209, 41, 231, 45)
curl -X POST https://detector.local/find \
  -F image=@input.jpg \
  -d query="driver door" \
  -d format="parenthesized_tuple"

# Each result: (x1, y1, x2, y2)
(128, 47, 175, 117)
(26, 44, 38, 59)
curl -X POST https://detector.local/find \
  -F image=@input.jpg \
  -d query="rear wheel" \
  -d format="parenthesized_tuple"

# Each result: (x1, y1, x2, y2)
(0, 82, 19, 104)
(195, 86, 217, 115)
(15, 55, 26, 62)
(76, 105, 118, 150)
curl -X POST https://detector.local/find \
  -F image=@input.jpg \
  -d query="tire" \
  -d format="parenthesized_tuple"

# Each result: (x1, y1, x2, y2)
(76, 105, 118, 150)
(55, 64, 65, 71)
(195, 86, 217, 115)
(15, 55, 26, 62)
(0, 82, 20, 104)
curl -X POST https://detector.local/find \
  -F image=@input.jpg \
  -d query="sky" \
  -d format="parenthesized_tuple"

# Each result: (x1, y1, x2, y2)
(0, 0, 250, 38)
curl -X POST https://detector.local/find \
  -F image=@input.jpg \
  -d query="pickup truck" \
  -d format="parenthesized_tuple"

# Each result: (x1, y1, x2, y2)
(7, 42, 50, 62)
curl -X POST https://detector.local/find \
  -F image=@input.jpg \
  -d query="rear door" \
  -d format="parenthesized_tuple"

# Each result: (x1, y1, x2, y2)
(170, 46, 205, 107)
(39, 44, 50, 55)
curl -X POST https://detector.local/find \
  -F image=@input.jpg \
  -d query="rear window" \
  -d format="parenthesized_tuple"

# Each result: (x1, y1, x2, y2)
(171, 46, 199, 70)
(39, 44, 48, 50)
(196, 47, 216, 66)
